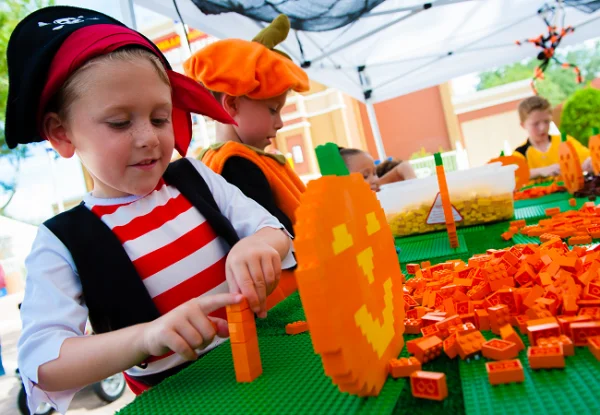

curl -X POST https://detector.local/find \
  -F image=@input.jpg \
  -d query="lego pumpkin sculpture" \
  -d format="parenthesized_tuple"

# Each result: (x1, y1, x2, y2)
(558, 133, 584, 194)
(588, 127, 600, 175)
(294, 143, 405, 396)
(488, 154, 530, 191)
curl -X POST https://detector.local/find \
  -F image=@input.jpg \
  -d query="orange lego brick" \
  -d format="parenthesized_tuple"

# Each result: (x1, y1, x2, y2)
(570, 321, 600, 346)
(226, 306, 255, 324)
(527, 345, 565, 369)
(569, 198, 577, 207)
(456, 322, 477, 335)
(443, 333, 458, 359)
(568, 235, 592, 246)
(406, 264, 421, 275)
(285, 321, 309, 335)
(456, 330, 486, 360)
(229, 320, 258, 344)
(421, 260, 432, 269)
(231, 339, 263, 382)
(435, 314, 462, 338)
(527, 322, 561, 346)
(481, 339, 519, 361)
(475, 309, 491, 331)
(407, 337, 427, 355)
(227, 297, 250, 313)
(501, 231, 514, 241)
(488, 304, 511, 335)
(499, 324, 525, 352)
(510, 220, 527, 229)
(545, 207, 561, 216)
(537, 335, 574, 356)
(410, 371, 448, 401)
(388, 357, 422, 378)
(227, 300, 262, 383)
(588, 335, 600, 361)
(421, 324, 442, 338)
(443, 297, 457, 316)
(512, 315, 530, 334)
(486, 359, 525, 385)
(405, 318, 423, 334)
(414, 335, 443, 363)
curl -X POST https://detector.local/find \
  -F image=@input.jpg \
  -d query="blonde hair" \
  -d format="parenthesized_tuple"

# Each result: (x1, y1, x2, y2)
(49, 48, 170, 119)
(518, 96, 552, 123)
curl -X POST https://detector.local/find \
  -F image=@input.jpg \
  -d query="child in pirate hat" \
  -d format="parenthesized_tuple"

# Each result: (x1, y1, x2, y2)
(7, 6, 294, 413)
(185, 15, 309, 237)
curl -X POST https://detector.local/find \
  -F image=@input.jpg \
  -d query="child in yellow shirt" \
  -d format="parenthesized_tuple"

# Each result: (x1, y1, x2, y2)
(514, 96, 592, 178)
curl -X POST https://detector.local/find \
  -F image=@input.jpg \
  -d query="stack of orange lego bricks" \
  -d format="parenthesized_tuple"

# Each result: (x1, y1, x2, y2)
(388, 242, 600, 390)
(514, 182, 565, 201)
(503, 202, 600, 244)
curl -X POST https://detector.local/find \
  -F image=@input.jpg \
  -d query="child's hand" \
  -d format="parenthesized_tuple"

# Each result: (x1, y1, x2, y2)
(226, 236, 282, 318)
(141, 293, 243, 361)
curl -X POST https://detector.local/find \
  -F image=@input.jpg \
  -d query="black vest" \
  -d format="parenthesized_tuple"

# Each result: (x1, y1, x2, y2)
(44, 158, 240, 335)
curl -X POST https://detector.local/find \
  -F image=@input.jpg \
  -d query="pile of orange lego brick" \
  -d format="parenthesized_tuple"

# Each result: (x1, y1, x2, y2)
(514, 182, 565, 201)
(502, 201, 600, 245)
(388, 241, 600, 397)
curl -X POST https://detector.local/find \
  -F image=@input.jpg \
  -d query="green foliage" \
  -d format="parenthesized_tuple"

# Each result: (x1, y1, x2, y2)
(1, 0, 52, 213)
(560, 88, 600, 146)
(477, 42, 600, 106)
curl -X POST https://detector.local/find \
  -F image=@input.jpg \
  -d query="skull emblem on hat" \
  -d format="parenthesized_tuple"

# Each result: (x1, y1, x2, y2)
(38, 15, 98, 31)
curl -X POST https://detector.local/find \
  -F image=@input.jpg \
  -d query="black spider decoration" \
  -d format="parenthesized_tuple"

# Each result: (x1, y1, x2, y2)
(516, 2, 582, 94)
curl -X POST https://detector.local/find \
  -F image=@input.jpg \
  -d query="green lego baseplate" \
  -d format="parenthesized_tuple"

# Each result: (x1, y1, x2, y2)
(513, 196, 588, 220)
(118, 191, 599, 414)
(513, 191, 569, 209)
(118, 292, 405, 415)
(397, 233, 467, 263)
(459, 331, 600, 415)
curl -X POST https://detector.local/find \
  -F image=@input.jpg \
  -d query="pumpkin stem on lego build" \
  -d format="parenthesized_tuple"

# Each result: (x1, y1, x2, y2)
(316, 142, 350, 176)
(561, 132, 567, 142)
(592, 127, 599, 135)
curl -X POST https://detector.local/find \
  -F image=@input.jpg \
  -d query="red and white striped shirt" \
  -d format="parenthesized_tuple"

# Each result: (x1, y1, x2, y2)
(88, 178, 229, 320)
(19, 159, 294, 405)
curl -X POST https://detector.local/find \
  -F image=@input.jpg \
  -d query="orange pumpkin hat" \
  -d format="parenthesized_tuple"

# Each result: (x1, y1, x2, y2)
(183, 15, 309, 100)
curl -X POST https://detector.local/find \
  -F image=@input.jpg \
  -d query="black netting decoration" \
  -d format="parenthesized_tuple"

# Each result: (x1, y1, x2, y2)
(190, 0, 387, 31)
(564, 0, 600, 13)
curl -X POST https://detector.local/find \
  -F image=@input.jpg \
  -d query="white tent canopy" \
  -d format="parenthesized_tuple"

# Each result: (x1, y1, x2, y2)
(131, 0, 600, 158)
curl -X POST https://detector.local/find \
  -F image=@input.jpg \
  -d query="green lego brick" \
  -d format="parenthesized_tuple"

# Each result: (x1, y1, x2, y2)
(316, 142, 349, 176)
(434, 153, 443, 167)
(118, 334, 405, 415)
(397, 234, 467, 263)
(460, 331, 600, 415)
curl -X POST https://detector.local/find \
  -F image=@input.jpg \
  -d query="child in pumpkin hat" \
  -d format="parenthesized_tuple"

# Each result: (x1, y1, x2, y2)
(184, 15, 309, 237)
(8, 6, 295, 413)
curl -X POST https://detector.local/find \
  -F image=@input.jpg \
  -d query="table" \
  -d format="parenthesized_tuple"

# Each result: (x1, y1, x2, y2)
(119, 192, 600, 415)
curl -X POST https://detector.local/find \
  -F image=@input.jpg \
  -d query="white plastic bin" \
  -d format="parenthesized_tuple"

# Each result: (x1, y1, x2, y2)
(377, 164, 517, 237)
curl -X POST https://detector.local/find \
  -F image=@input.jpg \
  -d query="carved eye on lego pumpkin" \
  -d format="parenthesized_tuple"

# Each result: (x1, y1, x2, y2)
(558, 138, 584, 194)
(294, 173, 405, 396)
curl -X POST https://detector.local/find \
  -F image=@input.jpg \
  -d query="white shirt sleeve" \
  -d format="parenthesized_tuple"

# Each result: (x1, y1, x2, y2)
(18, 225, 88, 415)
(187, 158, 296, 269)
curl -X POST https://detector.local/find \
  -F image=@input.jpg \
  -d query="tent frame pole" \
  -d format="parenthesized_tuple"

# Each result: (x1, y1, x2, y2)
(120, 0, 137, 30)
(366, 100, 386, 161)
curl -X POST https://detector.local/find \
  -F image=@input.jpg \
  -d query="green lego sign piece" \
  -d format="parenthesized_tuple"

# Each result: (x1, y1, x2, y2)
(315, 143, 350, 176)
(434, 152, 443, 167)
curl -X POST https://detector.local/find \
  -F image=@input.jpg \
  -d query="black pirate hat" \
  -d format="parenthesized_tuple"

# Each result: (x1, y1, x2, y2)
(4, 6, 233, 155)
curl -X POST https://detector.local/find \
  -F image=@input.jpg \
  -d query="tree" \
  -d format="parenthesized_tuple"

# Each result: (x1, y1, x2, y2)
(560, 88, 600, 146)
(477, 41, 600, 106)
(0, 0, 52, 214)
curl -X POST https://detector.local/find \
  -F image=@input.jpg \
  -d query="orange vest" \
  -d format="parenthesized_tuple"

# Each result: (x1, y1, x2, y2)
(201, 142, 306, 224)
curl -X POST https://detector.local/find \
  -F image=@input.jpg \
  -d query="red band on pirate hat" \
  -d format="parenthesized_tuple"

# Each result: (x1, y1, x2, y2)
(38, 24, 234, 156)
